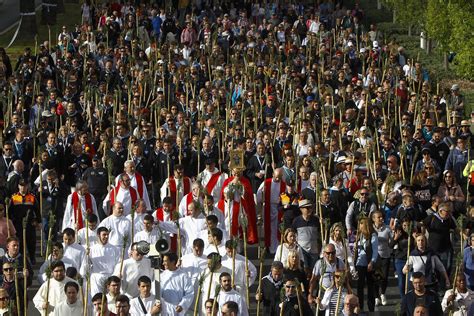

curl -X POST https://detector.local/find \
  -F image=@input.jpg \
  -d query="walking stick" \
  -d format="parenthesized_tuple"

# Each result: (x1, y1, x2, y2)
(240, 214, 250, 304)
(278, 222, 285, 261)
(211, 284, 221, 316)
(256, 243, 265, 316)
(174, 211, 182, 260)
(43, 267, 52, 315)
(119, 235, 129, 278)
(335, 272, 344, 315)
(22, 216, 27, 316)
(39, 158, 44, 257)
(5, 197, 10, 238)
(193, 273, 205, 316)
(315, 259, 327, 315)
(14, 262, 21, 315)
(83, 218, 90, 316)
(296, 281, 303, 316)
(405, 222, 413, 294)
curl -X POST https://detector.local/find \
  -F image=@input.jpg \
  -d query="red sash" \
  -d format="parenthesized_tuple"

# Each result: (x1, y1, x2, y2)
(110, 184, 138, 212)
(264, 179, 286, 248)
(155, 208, 178, 252)
(217, 199, 242, 238)
(169, 176, 191, 207)
(205, 172, 222, 195)
(134, 172, 144, 198)
(72, 192, 93, 230)
(185, 193, 194, 216)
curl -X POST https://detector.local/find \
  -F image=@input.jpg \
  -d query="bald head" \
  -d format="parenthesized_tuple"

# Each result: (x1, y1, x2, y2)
(13, 160, 24, 172)
(273, 168, 283, 182)
(112, 202, 124, 217)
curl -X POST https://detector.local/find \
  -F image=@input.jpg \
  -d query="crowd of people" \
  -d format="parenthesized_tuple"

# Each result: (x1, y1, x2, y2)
(0, 0, 472, 315)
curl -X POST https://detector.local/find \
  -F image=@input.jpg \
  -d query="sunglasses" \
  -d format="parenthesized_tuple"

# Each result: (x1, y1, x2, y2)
(285, 285, 296, 289)
(2, 268, 13, 272)
(0, 297, 7, 301)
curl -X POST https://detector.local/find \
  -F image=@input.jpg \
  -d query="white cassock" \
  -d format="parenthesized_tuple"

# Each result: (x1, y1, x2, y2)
(53, 300, 83, 316)
(115, 172, 151, 210)
(217, 289, 249, 316)
(113, 257, 155, 298)
(198, 227, 228, 250)
(38, 257, 75, 284)
(203, 243, 226, 257)
(98, 215, 132, 248)
(199, 266, 232, 315)
(62, 193, 98, 230)
(133, 228, 161, 244)
(160, 176, 193, 205)
(130, 294, 159, 316)
(159, 268, 195, 315)
(221, 186, 246, 236)
(102, 186, 138, 216)
(63, 243, 85, 271)
(256, 180, 284, 253)
(106, 293, 117, 314)
(126, 212, 146, 233)
(178, 193, 204, 217)
(77, 226, 98, 246)
(205, 206, 226, 231)
(199, 168, 227, 205)
(180, 253, 207, 287)
(80, 242, 120, 296)
(33, 277, 79, 316)
(158, 214, 207, 255)
(222, 253, 257, 305)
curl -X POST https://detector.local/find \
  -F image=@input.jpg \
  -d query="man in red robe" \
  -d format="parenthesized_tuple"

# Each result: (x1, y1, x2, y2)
(217, 168, 258, 244)
(256, 168, 286, 253)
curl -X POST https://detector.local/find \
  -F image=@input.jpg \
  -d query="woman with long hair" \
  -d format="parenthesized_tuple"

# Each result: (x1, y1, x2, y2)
(274, 228, 304, 265)
(283, 250, 308, 294)
(328, 222, 354, 272)
(389, 217, 414, 297)
(437, 170, 465, 217)
(353, 217, 378, 312)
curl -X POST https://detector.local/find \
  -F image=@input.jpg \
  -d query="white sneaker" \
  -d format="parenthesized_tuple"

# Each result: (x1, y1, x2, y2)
(375, 298, 381, 306)
(380, 294, 387, 306)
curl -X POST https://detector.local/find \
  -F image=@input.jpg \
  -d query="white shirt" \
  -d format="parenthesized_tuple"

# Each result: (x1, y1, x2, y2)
(63, 193, 99, 231)
(98, 215, 132, 248)
(126, 212, 146, 234)
(38, 256, 75, 284)
(199, 168, 227, 204)
(115, 172, 151, 210)
(113, 257, 154, 298)
(217, 289, 249, 316)
(222, 253, 257, 300)
(63, 243, 85, 271)
(159, 214, 207, 255)
(102, 186, 137, 216)
(179, 252, 207, 286)
(160, 177, 193, 205)
(53, 300, 83, 316)
(77, 227, 98, 246)
(159, 268, 195, 315)
(33, 277, 79, 316)
(130, 294, 158, 316)
(133, 228, 161, 244)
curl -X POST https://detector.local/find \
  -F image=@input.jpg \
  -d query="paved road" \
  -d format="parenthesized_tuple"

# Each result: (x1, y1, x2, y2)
(0, 0, 42, 34)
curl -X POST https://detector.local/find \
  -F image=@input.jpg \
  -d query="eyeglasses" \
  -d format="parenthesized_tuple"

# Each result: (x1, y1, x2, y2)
(325, 251, 336, 255)
(2, 268, 13, 272)
(360, 192, 369, 196)
(285, 285, 296, 289)
(3, 148, 12, 151)
(205, 305, 213, 309)
(0, 297, 7, 301)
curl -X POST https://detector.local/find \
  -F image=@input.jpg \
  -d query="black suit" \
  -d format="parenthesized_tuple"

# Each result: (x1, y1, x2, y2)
(0, 155, 16, 188)
(245, 154, 272, 193)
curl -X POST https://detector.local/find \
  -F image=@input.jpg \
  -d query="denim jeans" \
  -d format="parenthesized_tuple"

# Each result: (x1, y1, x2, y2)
(394, 258, 411, 297)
